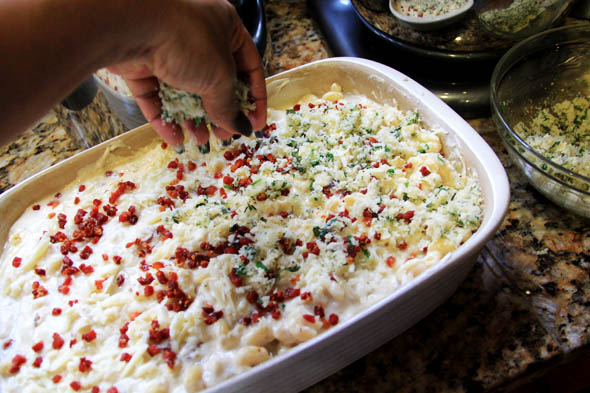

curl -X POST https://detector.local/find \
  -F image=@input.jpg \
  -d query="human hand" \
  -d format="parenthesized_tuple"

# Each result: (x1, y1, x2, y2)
(108, 0, 267, 149)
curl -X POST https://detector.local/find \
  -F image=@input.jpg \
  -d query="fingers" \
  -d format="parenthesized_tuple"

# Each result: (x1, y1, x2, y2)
(232, 24, 267, 132)
(151, 120, 184, 151)
(183, 119, 233, 148)
(183, 119, 209, 145)
(124, 70, 245, 148)
(211, 124, 235, 141)
(248, 93, 267, 133)
(108, 62, 153, 80)
(199, 67, 243, 136)
(124, 76, 184, 148)
(200, 10, 266, 137)
(111, 2, 268, 147)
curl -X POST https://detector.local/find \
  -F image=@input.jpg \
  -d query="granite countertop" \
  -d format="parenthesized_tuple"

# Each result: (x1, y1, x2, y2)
(2, 1, 590, 392)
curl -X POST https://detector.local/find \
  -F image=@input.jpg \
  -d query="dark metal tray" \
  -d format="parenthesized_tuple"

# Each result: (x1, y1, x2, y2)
(308, 0, 504, 118)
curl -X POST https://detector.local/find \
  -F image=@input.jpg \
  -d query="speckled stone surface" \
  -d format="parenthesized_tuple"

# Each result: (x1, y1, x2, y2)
(1, 1, 589, 392)
(265, 0, 331, 74)
(0, 89, 127, 194)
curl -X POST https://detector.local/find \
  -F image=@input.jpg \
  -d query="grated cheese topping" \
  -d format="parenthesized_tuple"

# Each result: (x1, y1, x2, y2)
(0, 86, 482, 393)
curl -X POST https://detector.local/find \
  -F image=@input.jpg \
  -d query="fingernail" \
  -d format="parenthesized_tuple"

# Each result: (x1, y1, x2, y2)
(233, 112, 252, 137)
(198, 141, 210, 154)
(172, 144, 185, 154)
(254, 130, 264, 138)
(222, 139, 232, 147)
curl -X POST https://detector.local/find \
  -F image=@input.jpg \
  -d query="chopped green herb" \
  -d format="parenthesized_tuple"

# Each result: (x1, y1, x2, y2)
(313, 226, 323, 238)
(171, 210, 182, 223)
(255, 261, 269, 272)
(243, 246, 258, 260)
(234, 264, 248, 277)
(406, 111, 419, 125)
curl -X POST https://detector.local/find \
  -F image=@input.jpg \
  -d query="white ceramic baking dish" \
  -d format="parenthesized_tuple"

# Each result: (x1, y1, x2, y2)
(0, 58, 509, 393)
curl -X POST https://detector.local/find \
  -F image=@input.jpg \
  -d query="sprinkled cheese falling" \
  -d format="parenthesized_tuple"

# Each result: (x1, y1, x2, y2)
(0, 84, 482, 392)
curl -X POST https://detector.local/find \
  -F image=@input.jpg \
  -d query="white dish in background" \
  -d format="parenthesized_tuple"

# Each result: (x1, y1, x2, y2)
(0, 58, 509, 393)
(389, 0, 474, 31)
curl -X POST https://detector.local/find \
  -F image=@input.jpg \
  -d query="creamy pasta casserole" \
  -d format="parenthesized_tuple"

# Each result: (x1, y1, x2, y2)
(0, 85, 483, 392)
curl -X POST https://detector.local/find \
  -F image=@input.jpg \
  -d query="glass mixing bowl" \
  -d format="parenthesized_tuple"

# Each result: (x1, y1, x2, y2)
(491, 23, 590, 217)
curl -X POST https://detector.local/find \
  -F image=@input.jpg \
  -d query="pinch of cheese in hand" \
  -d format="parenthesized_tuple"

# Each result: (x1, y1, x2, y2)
(0, 85, 482, 392)
(159, 80, 255, 128)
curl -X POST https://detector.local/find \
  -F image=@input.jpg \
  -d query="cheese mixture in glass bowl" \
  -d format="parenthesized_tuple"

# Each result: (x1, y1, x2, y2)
(492, 24, 590, 217)
(514, 96, 590, 179)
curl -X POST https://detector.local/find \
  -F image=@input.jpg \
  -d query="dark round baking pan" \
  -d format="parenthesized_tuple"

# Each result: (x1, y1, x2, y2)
(309, 0, 503, 118)
(232, 0, 268, 58)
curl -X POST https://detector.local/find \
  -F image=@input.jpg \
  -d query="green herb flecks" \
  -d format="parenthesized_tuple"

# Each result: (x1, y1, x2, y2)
(255, 261, 269, 272)
(234, 264, 248, 277)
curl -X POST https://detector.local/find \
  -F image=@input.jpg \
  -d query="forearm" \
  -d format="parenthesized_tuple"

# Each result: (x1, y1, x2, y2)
(0, 0, 153, 144)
